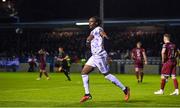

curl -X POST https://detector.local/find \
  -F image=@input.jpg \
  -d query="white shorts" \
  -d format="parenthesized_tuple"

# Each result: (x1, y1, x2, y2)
(85, 54, 109, 74)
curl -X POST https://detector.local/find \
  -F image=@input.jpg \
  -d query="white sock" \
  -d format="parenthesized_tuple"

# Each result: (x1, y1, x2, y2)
(82, 75, 90, 94)
(105, 74, 126, 91)
(175, 89, 179, 92)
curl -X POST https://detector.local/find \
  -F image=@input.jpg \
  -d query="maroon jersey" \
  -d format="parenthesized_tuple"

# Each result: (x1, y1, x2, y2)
(39, 54, 46, 64)
(132, 48, 145, 63)
(39, 53, 47, 70)
(162, 42, 177, 62)
(161, 42, 177, 76)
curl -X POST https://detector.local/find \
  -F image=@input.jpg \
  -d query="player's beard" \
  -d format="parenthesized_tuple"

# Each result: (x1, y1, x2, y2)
(89, 26, 96, 31)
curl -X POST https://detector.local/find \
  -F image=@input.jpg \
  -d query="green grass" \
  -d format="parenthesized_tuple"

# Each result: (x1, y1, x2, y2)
(0, 72, 180, 107)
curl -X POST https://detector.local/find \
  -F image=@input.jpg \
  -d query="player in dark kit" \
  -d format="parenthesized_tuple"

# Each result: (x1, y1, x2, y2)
(154, 34, 179, 95)
(37, 49, 50, 80)
(131, 42, 147, 83)
(55, 47, 71, 81)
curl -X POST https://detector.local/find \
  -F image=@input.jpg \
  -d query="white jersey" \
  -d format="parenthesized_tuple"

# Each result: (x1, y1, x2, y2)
(90, 26, 107, 56)
(86, 26, 109, 73)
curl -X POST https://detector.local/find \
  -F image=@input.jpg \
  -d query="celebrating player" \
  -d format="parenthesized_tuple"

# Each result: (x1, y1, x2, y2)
(131, 42, 147, 83)
(55, 47, 71, 81)
(37, 49, 50, 80)
(154, 34, 179, 95)
(80, 16, 130, 103)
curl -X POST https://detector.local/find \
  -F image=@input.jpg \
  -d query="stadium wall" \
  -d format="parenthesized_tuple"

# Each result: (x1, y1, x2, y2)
(1, 63, 179, 75)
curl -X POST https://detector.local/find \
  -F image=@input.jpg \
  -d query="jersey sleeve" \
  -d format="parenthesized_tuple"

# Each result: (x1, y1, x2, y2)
(90, 27, 104, 36)
(98, 27, 104, 33)
(142, 48, 145, 53)
(90, 31, 94, 36)
(162, 44, 167, 49)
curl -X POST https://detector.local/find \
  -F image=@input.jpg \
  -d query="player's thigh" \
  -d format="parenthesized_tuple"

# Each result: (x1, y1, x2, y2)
(81, 65, 94, 74)
(95, 56, 109, 74)
(135, 66, 143, 72)
(39, 67, 44, 72)
(135, 67, 140, 72)
(62, 63, 68, 70)
(82, 56, 95, 74)
(135, 68, 143, 72)
(40, 69, 45, 72)
(139, 68, 143, 72)
(42, 69, 46, 72)
(58, 66, 62, 71)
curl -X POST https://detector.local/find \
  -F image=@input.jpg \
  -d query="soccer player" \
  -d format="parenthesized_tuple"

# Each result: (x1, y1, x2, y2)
(80, 16, 130, 103)
(154, 34, 179, 95)
(36, 49, 50, 80)
(131, 42, 147, 83)
(55, 47, 71, 81)
(28, 55, 37, 72)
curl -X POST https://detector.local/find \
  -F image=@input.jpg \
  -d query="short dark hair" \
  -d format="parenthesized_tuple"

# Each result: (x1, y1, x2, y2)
(59, 47, 64, 50)
(137, 41, 142, 45)
(91, 16, 102, 26)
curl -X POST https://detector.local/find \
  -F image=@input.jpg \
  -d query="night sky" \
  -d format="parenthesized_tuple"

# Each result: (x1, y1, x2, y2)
(16, 0, 180, 21)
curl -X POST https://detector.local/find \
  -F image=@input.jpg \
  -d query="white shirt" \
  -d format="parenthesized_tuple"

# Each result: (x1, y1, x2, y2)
(90, 26, 107, 56)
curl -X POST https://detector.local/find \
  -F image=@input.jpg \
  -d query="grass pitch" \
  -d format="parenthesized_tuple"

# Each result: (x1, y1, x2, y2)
(0, 72, 180, 107)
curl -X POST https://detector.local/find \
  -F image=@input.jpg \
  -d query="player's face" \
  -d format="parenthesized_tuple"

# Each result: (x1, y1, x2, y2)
(89, 18, 97, 29)
(137, 43, 142, 48)
(163, 37, 166, 43)
(163, 36, 168, 43)
(59, 48, 63, 52)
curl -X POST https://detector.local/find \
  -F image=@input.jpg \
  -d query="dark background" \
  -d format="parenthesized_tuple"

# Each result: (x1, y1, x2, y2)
(15, 0, 180, 21)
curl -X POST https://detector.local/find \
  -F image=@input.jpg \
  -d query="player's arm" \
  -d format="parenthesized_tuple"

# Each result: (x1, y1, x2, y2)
(46, 52, 49, 55)
(107, 56, 112, 64)
(142, 51, 148, 65)
(87, 35, 94, 42)
(38, 49, 42, 54)
(63, 55, 69, 61)
(86, 35, 94, 47)
(28, 58, 31, 62)
(131, 50, 135, 60)
(100, 31, 109, 40)
(174, 48, 179, 58)
(38, 50, 41, 54)
(161, 47, 166, 64)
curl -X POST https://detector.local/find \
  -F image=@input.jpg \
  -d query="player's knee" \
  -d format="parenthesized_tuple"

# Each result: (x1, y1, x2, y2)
(81, 68, 88, 75)
(103, 72, 110, 76)
(139, 70, 143, 73)
(81, 65, 93, 75)
(172, 75, 176, 79)
(81, 71, 89, 75)
(161, 75, 165, 79)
